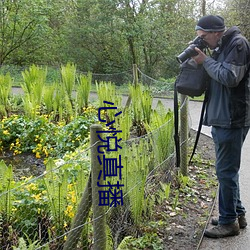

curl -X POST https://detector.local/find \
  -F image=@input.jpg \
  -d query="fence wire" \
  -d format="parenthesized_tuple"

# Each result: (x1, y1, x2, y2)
(0, 68, 190, 249)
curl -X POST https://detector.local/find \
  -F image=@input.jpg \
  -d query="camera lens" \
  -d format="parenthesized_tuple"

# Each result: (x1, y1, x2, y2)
(176, 45, 198, 63)
(176, 37, 208, 63)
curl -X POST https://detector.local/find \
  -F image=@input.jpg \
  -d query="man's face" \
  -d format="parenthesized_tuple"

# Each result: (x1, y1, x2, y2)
(196, 30, 221, 49)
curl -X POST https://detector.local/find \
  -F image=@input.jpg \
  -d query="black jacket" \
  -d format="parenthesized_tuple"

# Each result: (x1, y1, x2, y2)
(203, 26, 250, 128)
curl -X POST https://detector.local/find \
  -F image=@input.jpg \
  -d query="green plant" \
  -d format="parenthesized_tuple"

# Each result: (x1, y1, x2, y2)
(96, 81, 122, 126)
(129, 83, 153, 127)
(60, 62, 76, 102)
(43, 84, 56, 114)
(0, 109, 98, 158)
(76, 72, 92, 111)
(117, 140, 152, 225)
(0, 73, 12, 117)
(115, 108, 132, 141)
(43, 159, 69, 225)
(0, 161, 15, 222)
(158, 182, 171, 202)
(145, 100, 174, 164)
(13, 233, 49, 250)
(178, 172, 193, 189)
(172, 190, 180, 210)
(12, 177, 49, 241)
(117, 233, 163, 250)
(21, 65, 47, 118)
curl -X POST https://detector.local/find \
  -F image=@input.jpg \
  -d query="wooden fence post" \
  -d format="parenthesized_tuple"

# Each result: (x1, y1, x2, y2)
(63, 124, 106, 250)
(133, 64, 138, 86)
(91, 124, 106, 250)
(125, 64, 138, 109)
(63, 175, 92, 250)
(180, 94, 188, 176)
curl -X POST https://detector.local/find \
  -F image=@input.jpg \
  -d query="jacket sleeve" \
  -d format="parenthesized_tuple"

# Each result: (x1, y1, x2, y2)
(203, 38, 250, 87)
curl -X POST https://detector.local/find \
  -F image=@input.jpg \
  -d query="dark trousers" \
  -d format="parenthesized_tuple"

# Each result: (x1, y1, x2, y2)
(211, 126, 249, 225)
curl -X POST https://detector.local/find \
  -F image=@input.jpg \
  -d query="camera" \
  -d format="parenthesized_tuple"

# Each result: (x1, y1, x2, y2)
(176, 36, 208, 64)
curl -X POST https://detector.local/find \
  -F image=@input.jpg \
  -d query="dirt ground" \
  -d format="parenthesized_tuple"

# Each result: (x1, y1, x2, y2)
(159, 130, 217, 250)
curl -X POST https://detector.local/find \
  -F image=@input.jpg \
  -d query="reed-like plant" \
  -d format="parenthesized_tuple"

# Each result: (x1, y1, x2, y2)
(129, 83, 152, 133)
(145, 100, 174, 164)
(60, 63, 76, 102)
(52, 82, 73, 122)
(96, 81, 122, 126)
(0, 73, 12, 117)
(76, 72, 92, 112)
(116, 109, 132, 141)
(21, 65, 47, 118)
(43, 84, 56, 114)
(108, 138, 152, 226)
(125, 140, 152, 224)
(0, 161, 14, 222)
(43, 159, 69, 235)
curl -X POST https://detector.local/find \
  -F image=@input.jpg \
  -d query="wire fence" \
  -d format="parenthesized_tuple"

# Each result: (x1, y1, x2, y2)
(0, 66, 190, 249)
(0, 64, 175, 97)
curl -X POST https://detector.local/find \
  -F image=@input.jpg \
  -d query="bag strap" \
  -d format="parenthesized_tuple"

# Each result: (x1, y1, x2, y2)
(174, 80, 180, 168)
(188, 91, 208, 164)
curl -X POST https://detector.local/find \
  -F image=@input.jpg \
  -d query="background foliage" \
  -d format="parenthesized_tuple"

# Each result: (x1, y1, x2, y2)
(1, 0, 248, 80)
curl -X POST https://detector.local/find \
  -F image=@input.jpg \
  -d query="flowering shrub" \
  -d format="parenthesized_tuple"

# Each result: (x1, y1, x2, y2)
(1, 144, 91, 247)
(0, 106, 98, 158)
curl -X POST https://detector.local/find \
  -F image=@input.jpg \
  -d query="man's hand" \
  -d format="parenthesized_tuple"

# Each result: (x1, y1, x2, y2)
(192, 47, 207, 64)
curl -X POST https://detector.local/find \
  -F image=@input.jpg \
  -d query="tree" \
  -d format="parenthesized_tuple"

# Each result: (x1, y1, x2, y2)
(0, 0, 48, 65)
(220, 0, 250, 39)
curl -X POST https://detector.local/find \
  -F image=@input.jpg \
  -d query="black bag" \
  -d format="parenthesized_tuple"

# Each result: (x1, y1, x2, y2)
(175, 58, 208, 97)
(174, 58, 209, 168)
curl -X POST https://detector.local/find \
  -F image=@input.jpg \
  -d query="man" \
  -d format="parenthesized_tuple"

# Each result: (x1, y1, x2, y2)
(192, 15, 250, 238)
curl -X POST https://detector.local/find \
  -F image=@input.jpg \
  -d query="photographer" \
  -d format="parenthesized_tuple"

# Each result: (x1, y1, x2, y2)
(192, 15, 250, 238)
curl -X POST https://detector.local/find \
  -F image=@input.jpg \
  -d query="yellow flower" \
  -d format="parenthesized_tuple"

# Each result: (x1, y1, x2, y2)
(36, 152, 41, 159)
(3, 130, 9, 135)
(65, 205, 74, 218)
(26, 183, 37, 191)
(12, 207, 17, 212)
(71, 195, 76, 204)
(14, 149, 22, 155)
(43, 147, 49, 157)
(32, 193, 42, 201)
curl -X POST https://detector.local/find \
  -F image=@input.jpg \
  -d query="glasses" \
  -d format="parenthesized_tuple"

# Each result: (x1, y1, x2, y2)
(198, 32, 214, 40)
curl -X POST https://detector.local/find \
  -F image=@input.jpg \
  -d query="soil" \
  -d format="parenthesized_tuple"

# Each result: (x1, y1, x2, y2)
(0, 152, 45, 180)
(159, 130, 217, 250)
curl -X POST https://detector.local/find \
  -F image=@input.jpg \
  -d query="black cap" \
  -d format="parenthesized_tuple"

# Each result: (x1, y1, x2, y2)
(195, 15, 225, 32)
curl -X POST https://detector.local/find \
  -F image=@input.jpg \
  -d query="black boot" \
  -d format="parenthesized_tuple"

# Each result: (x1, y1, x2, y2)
(211, 214, 247, 229)
(204, 222, 240, 238)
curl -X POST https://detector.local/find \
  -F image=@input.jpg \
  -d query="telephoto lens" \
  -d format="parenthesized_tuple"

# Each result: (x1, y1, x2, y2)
(176, 36, 208, 63)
